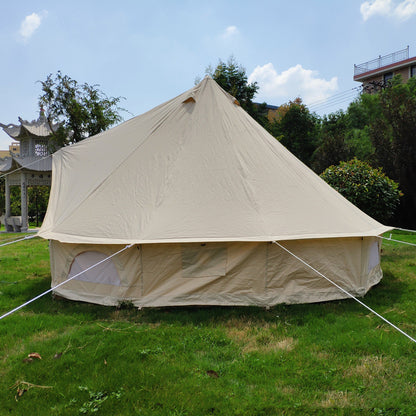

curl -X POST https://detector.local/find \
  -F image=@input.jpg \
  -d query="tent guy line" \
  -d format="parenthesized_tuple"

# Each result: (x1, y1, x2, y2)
(0, 235, 415, 344)
(379, 235, 416, 248)
(394, 227, 416, 234)
(0, 244, 132, 321)
(0, 234, 38, 247)
(272, 240, 416, 344)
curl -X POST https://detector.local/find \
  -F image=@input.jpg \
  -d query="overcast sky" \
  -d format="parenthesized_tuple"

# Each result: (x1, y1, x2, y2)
(1, 0, 415, 149)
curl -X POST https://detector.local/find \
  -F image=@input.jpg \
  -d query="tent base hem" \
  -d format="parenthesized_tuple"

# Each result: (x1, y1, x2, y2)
(48, 237, 384, 308)
(52, 269, 382, 307)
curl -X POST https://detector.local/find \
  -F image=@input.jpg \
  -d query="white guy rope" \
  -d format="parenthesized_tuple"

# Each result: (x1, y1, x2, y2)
(0, 244, 133, 321)
(378, 235, 416, 248)
(0, 234, 38, 247)
(394, 227, 416, 233)
(272, 241, 416, 344)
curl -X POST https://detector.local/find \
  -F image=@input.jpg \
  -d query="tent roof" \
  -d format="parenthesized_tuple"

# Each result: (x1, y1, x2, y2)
(38, 77, 390, 244)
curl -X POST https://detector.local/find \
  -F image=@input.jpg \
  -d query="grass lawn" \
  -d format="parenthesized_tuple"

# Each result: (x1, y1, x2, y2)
(0, 231, 416, 415)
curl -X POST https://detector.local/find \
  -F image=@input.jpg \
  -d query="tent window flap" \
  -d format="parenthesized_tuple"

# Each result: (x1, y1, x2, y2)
(182, 245, 227, 278)
(68, 251, 121, 286)
(368, 241, 380, 272)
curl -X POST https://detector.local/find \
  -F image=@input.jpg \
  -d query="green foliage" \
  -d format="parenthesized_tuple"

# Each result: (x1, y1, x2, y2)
(375, 76, 416, 226)
(346, 127, 375, 162)
(349, 75, 416, 226)
(369, 118, 394, 176)
(207, 56, 260, 119)
(347, 93, 383, 130)
(28, 186, 50, 226)
(0, 177, 4, 214)
(312, 111, 353, 173)
(39, 71, 125, 148)
(9, 186, 21, 216)
(268, 99, 318, 165)
(78, 386, 124, 414)
(320, 158, 402, 223)
(2, 185, 50, 224)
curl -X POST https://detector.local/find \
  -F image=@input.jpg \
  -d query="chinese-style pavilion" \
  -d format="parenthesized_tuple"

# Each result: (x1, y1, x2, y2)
(0, 109, 60, 232)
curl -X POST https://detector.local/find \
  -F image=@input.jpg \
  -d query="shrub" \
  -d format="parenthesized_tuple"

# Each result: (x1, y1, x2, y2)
(320, 158, 402, 224)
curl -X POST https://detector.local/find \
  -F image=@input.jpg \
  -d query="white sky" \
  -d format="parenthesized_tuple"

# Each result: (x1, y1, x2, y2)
(1, 0, 416, 149)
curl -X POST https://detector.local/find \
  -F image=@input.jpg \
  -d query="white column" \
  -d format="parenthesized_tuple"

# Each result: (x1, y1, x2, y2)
(20, 172, 28, 232)
(5, 176, 10, 217)
(4, 176, 12, 232)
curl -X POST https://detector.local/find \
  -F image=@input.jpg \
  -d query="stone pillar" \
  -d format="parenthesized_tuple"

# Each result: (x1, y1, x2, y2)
(20, 172, 28, 232)
(4, 176, 12, 232)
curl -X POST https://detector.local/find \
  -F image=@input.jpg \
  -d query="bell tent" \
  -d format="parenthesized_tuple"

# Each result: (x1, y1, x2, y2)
(38, 76, 390, 307)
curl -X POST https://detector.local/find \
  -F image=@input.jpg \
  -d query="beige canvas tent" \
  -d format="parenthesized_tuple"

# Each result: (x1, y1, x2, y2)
(38, 77, 391, 307)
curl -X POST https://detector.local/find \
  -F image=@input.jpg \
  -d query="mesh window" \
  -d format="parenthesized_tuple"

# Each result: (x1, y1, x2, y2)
(368, 241, 380, 272)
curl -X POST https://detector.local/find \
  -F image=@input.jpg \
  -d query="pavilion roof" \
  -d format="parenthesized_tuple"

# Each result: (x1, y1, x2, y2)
(0, 111, 60, 141)
(0, 155, 52, 174)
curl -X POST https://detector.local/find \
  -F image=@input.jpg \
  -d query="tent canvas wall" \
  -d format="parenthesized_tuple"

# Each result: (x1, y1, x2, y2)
(38, 77, 391, 307)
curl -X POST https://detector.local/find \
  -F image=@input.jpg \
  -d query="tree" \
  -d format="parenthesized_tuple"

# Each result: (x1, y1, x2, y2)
(320, 158, 402, 224)
(0, 177, 4, 218)
(206, 57, 260, 118)
(268, 97, 303, 123)
(344, 93, 380, 163)
(268, 98, 318, 165)
(28, 186, 50, 226)
(39, 71, 125, 148)
(311, 111, 352, 173)
(362, 75, 416, 226)
(347, 92, 383, 130)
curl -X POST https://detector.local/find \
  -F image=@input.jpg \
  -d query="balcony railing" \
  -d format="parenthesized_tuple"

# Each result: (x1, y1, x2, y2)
(354, 46, 409, 76)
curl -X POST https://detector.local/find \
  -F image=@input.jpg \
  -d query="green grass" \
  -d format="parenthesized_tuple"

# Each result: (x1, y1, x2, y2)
(1, 232, 416, 415)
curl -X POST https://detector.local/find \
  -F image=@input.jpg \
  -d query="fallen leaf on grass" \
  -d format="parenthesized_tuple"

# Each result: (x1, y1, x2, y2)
(28, 353, 42, 360)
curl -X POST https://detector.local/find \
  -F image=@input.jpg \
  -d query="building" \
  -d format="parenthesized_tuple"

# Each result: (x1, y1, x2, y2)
(354, 46, 416, 92)
(253, 102, 280, 122)
(0, 110, 60, 232)
(9, 142, 20, 155)
(0, 142, 20, 159)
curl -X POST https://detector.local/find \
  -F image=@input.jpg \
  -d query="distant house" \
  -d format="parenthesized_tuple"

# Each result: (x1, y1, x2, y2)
(253, 103, 280, 122)
(0, 142, 20, 159)
(354, 46, 416, 92)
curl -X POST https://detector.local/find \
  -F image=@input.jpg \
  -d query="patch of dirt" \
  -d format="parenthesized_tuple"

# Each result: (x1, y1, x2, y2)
(344, 355, 396, 382)
(319, 390, 352, 408)
(225, 320, 297, 354)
